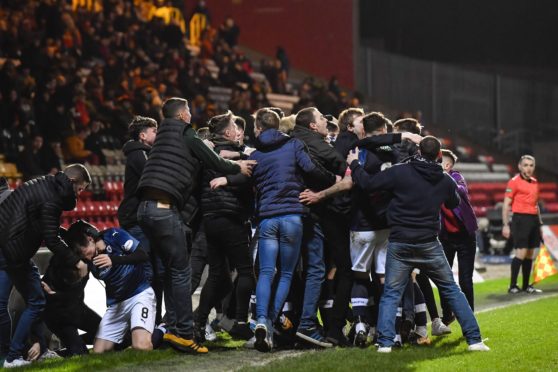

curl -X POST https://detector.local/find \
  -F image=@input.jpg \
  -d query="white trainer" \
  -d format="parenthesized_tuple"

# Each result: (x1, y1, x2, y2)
(431, 318, 452, 336)
(468, 342, 490, 351)
(3, 357, 32, 368)
(377, 346, 392, 353)
(205, 322, 217, 342)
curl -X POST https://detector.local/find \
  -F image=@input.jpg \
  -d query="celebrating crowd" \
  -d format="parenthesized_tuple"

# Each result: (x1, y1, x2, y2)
(0, 97, 496, 368)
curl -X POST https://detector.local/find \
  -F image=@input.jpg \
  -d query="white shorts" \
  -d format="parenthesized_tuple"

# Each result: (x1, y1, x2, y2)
(96, 287, 156, 344)
(375, 243, 387, 275)
(350, 229, 390, 273)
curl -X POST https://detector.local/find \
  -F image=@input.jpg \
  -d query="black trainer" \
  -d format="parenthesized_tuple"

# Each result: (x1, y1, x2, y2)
(229, 321, 254, 340)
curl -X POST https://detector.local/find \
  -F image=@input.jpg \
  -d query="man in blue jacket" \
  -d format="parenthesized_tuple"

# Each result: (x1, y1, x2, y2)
(248, 108, 335, 352)
(348, 136, 488, 353)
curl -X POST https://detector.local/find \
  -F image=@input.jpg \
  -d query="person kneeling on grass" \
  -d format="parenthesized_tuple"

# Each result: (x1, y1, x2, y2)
(65, 220, 164, 353)
(41, 228, 102, 357)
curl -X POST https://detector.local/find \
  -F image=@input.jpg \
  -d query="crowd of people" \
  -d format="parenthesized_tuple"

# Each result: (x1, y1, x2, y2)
(1, 0, 548, 369)
(0, 95, 500, 368)
(0, 0, 360, 182)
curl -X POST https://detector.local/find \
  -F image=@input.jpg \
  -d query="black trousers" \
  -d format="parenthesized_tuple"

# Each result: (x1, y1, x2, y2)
(440, 234, 476, 315)
(190, 221, 208, 294)
(44, 304, 101, 356)
(320, 210, 353, 335)
(196, 215, 254, 324)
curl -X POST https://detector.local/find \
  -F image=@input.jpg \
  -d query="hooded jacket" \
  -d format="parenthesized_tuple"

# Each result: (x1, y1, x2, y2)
(118, 140, 151, 229)
(249, 129, 335, 219)
(0, 172, 80, 265)
(440, 169, 478, 237)
(350, 155, 460, 243)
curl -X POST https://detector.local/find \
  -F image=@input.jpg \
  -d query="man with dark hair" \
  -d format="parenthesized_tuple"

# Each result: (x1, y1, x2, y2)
(0, 164, 90, 367)
(393, 118, 422, 135)
(64, 221, 158, 353)
(336, 108, 365, 158)
(118, 116, 162, 322)
(300, 112, 422, 346)
(137, 97, 255, 354)
(221, 107, 334, 352)
(439, 149, 478, 325)
(291, 107, 345, 348)
(393, 118, 423, 161)
(347, 136, 488, 353)
(502, 155, 543, 294)
(194, 111, 255, 342)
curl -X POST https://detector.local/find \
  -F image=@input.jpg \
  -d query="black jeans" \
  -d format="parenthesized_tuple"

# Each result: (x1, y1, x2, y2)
(44, 304, 101, 356)
(196, 216, 254, 324)
(190, 221, 208, 294)
(440, 234, 476, 316)
(320, 210, 353, 336)
(138, 200, 194, 338)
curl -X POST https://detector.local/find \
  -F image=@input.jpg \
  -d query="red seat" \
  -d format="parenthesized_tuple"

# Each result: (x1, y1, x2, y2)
(539, 183, 558, 193)
(539, 192, 556, 203)
(545, 203, 558, 213)
(473, 206, 487, 217)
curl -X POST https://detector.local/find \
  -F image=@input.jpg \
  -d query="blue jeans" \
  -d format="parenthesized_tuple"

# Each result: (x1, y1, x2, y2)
(3, 261, 45, 361)
(137, 200, 194, 338)
(256, 214, 303, 327)
(0, 269, 12, 356)
(377, 240, 481, 347)
(298, 219, 325, 330)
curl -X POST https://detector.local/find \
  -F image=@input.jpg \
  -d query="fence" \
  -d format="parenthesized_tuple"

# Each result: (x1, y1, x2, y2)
(357, 48, 558, 173)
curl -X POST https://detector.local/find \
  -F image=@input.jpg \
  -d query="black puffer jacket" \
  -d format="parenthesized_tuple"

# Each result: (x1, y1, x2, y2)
(42, 253, 89, 319)
(118, 140, 150, 229)
(137, 118, 201, 211)
(0, 172, 80, 265)
(200, 138, 253, 221)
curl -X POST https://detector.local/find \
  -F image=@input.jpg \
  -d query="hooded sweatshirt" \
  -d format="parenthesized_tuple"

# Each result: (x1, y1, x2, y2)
(249, 129, 335, 219)
(118, 140, 151, 229)
(350, 155, 460, 243)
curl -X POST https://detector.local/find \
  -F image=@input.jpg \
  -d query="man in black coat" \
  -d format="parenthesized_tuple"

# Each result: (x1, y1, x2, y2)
(291, 107, 345, 347)
(117, 115, 164, 322)
(0, 164, 91, 367)
(195, 111, 255, 342)
(136, 98, 255, 354)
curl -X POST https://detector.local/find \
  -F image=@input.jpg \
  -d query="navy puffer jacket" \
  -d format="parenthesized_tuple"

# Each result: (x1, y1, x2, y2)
(250, 129, 335, 219)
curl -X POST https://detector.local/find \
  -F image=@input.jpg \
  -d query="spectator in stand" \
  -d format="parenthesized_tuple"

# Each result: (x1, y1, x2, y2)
(439, 150, 478, 321)
(219, 16, 240, 48)
(64, 127, 98, 165)
(84, 120, 107, 165)
(502, 155, 543, 294)
(18, 134, 47, 181)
